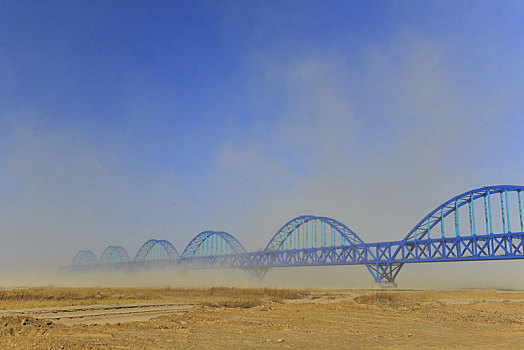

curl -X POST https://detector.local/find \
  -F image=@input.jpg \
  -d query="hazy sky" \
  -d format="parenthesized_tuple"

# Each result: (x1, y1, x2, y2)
(1, 1, 523, 284)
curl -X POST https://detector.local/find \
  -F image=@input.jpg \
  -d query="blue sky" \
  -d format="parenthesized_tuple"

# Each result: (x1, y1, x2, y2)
(1, 1, 524, 284)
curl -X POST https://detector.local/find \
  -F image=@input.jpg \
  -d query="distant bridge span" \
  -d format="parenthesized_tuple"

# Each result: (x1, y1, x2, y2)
(71, 185, 524, 286)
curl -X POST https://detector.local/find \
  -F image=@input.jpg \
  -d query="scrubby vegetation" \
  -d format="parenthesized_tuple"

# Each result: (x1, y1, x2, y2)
(0, 286, 308, 310)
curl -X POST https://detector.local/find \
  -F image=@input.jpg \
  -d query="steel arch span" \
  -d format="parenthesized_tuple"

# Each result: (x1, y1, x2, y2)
(72, 250, 97, 266)
(181, 231, 247, 258)
(255, 215, 375, 276)
(264, 215, 367, 252)
(372, 185, 524, 284)
(99, 246, 131, 264)
(69, 185, 524, 288)
(403, 185, 524, 242)
(134, 239, 180, 263)
(180, 231, 248, 269)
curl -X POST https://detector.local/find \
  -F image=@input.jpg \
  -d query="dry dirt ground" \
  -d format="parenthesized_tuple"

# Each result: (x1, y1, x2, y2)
(1, 287, 524, 349)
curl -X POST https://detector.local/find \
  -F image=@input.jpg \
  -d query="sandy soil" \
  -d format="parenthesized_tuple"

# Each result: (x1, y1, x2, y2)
(1, 288, 524, 349)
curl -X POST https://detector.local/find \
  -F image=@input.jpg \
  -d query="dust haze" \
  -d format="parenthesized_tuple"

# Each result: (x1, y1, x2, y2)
(1, 30, 524, 289)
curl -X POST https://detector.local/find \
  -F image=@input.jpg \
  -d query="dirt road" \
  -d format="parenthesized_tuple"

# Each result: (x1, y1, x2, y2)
(0, 302, 199, 326)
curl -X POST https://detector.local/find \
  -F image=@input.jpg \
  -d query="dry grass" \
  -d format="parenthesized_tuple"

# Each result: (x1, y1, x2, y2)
(207, 287, 305, 300)
(354, 290, 400, 304)
(0, 287, 308, 310)
(203, 298, 263, 309)
(353, 289, 524, 305)
(2, 287, 519, 311)
(354, 290, 440, 304)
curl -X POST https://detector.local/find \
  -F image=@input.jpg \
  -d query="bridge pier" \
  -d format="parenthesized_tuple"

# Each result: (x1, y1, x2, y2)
(370, 262, 403, 287)
(243, 268, 268, 281)
(373, 281, 397, 289)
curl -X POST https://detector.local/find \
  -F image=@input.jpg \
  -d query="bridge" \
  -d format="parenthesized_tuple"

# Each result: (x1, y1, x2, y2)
(71, 185, 524, 286)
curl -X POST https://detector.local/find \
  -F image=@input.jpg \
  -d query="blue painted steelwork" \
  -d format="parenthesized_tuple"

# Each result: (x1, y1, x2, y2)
(401, 186, 524, 242)
(505, 189, 510, 232)
(454, 200, 459, 237)
(373, 185, 524, 284)
(441, 207, 445, 238)
(71, 185, 524, 286)
(470, 194, 476, 235)
(258, 215, 375, 276)
(175, 231, 253, 272)
(263, 215, 366, 251)
(72, 250, 97, 266)
(181, 231, 246, 258)
(519, 190, 523, 232)
(134, 239, 180, 263)
(99, 246, 130, 264)
(468, 194, 472, 235)
(293, 220, 296, 249)
(484, 195, 489, 235)
(501, 191, 506, 233)
(488, 190, 493, 234)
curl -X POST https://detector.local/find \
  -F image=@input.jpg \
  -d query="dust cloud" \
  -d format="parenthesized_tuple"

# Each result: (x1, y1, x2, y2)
(2, 262, 524, 291)
(1, 24, 523, 289)
(0, 267, 369, 290)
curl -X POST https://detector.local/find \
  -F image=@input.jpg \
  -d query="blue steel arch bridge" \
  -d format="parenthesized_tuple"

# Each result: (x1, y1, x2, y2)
(71, 185, 524, 286)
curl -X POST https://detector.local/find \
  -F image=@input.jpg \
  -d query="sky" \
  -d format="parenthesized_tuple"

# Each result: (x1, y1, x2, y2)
(1, 1, 524, 286)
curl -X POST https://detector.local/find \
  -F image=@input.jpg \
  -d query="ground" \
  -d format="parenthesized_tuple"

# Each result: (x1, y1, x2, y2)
(1, 287, 524, 349)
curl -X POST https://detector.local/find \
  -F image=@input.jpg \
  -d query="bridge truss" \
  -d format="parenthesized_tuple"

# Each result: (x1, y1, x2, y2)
(70, 185, 524, 285)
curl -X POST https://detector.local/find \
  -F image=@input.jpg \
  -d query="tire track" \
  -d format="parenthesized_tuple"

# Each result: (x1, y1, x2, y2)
(0, 302, 199, 325)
